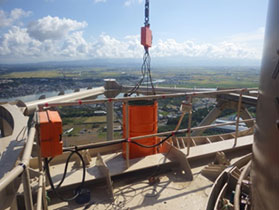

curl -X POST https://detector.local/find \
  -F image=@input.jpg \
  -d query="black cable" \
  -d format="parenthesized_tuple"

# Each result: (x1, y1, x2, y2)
(127, 49, 155, 96)
(62, 129, 186, 152)
(129, 133, 173, 148)
(44, 149, 86, 201)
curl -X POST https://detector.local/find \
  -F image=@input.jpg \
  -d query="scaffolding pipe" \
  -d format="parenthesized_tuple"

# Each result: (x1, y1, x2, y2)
(125, 102, 130, 168)
(0, 120, 36, 192)
(63, 119, 254, 152)
(234, 161, 251, 210)
(186, 96, 193, 156)
(106, 101, 114, 141)
(38, 88, 257, 109)
(22, 167, 34, 210)
(234, 91, 243, 146)
(36, 173, 44, 210)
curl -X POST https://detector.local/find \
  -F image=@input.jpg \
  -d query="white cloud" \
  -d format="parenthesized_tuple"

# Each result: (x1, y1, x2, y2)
(124, 0, 143, 7)
(0, 14, 263, 63)
(94, 0, 106, 3)
(91, 34, 142, 58)
(152, 39, 260, 59)
(27, 16, 87, 41)
(61, 31, 90, 57)
(0, 26, 41, 57)
(0, 8, 31, 28)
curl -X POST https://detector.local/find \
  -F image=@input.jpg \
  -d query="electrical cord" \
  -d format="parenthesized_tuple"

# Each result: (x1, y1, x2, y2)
(128, 133, 173, 148)
(62, 129, 186, 153)
(44, 149, 86, 201)
(44, 105, 186, 202)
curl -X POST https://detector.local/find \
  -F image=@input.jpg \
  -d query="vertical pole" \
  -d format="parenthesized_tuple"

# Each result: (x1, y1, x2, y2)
(22, 167, 34, 210)
(106, 101, 114, 141)
(36, 125, 48, 210)
(125, 102, 130, 168)
(234, 91, 243, 146)
(186, 96, 193, 156)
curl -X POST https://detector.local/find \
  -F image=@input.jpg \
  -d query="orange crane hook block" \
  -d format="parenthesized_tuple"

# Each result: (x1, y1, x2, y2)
(39, 110, 63, 158)
(141, 26, 152, 48)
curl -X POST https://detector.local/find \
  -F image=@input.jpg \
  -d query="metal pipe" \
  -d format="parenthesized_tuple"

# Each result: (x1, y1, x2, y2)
(63, 119, 254, 152)
(25, 87, 105, 115)
(125, 102, 130, 168)
(234, 161, 251, 210)
(22, 167, 34, 210)
(186, 96, 193, 156)
(0, 119, 36, 192)
(106, 101, 114, 141)
(35, 122, 48, 210)
(0, 166, 25, 192)
(38, 88, 257, 109)
(36, 173, 43, 210)
(234, 91, 243, 146)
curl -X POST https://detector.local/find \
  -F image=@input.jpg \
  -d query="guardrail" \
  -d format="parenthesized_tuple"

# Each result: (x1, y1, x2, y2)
(0, 87, 257, 209)
(38, 88, 256, 169)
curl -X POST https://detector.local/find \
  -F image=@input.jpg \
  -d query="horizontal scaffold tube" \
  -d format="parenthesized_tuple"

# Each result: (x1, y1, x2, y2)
(63, 119, 254, 152)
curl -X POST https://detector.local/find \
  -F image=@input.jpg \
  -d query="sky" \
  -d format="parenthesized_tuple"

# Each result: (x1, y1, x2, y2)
(0, 0, 268, 65)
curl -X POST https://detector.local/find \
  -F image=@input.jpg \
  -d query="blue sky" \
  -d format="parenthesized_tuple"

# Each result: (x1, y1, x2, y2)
(0, 0, 268, 64)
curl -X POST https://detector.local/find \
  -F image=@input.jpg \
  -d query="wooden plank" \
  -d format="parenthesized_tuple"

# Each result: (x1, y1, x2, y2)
(186, 135, 253, 160)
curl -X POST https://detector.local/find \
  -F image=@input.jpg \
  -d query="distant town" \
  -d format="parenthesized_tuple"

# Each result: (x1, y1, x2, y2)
(0, 63, 259, 101)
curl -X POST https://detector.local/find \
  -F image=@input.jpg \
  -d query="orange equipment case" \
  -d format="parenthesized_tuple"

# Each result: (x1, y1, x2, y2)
(123, 100, 158, 159)
(39, 110, 63, 158)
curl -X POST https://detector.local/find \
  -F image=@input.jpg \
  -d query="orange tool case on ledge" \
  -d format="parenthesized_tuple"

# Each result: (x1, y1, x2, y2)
(39, 110, 63, 158)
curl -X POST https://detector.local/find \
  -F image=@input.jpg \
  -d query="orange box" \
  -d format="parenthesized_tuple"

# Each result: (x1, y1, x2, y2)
(39, 110, 63, 158)
(141, 26, 152, 48)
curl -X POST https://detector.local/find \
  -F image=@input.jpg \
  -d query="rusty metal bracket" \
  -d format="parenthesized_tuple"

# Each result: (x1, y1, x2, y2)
(164, 142, 193, 180)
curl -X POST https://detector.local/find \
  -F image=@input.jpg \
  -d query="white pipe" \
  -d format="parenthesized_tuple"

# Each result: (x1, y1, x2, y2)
(36, 173, 43, 210)
(0, 122, 36, 192)
(38, 88, 257, 109)
(25, 87, 105, 115)
(234, 161, 251, 210)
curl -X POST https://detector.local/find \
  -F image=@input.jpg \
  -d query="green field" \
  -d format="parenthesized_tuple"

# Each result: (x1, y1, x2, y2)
(1, 66, 260, 88)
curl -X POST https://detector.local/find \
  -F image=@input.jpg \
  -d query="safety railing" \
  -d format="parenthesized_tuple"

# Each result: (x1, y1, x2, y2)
(0, 87, 257, 210)
(38, 88, 256, 168)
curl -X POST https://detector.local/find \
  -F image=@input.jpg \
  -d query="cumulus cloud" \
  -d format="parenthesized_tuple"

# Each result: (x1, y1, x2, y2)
(0, 13, 263, 63)
(0, 26, 41, 56)
(91, 34, 142, 58)
(152, 39, 260, 59)
(61, 31, 90, 57)
(0, 8, 31, 27)
(27, 16, 87, 41)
